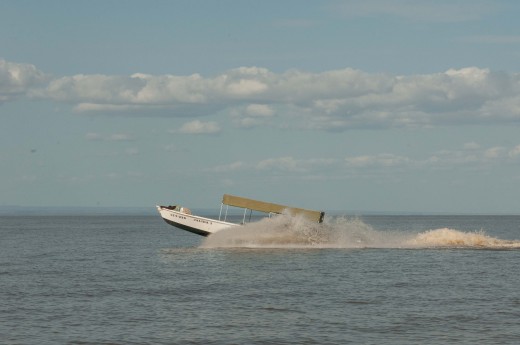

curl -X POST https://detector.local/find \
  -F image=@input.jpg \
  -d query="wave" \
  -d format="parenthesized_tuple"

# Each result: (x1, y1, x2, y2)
(201, 214, 520, 249)
(406, 227, 520, 249)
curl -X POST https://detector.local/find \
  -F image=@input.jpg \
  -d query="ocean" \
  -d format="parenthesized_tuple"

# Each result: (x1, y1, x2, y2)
(1, 214, 519, 344)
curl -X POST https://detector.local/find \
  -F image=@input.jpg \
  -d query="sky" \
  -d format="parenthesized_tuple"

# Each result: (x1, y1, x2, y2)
(1, 0, 520, 214)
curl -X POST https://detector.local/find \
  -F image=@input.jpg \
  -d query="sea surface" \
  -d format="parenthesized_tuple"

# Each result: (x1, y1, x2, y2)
(1, 214, 520, 344)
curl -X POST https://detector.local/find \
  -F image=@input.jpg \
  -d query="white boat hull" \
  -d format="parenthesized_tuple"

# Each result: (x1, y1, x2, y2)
(157, 206, 238, 236)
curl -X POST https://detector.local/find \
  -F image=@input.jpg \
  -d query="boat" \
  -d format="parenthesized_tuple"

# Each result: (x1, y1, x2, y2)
(157, 194, 325, 236)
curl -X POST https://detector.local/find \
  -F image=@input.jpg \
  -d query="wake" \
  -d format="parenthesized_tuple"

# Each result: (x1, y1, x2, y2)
(201, 214, 520, 249)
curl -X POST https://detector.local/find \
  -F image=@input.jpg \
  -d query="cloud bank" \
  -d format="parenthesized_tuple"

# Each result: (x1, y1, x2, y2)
(178, 120, 221, 134)
(210, 143, 520, 178)
(2, 59, 520, 131)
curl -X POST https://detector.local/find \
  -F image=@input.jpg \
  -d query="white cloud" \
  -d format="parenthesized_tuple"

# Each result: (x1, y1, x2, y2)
(234, 117, 263, 129)
(110, 133, 135, 141)
(345, 154, 410, 168)
(67, 67, 520, 130)
(419, 143, 520, 167)
(232, 104, 275, 128)
(179, 120, 221, 134)
(3, 59, 520, 132)
(257, 157, 335, 173)
(483, 146, 506, 159)
(256, 157, 303, 172)
(210, 143, 520, 178)
(246, 104, 274, 117)
(212, 161, 247, 173)
(226, 79, 268, 96)
(211, 157, 339, 174)
(74, 103, 145, 112)
(509, 145, 520, 157)
(464, 142, 480, 150)
(85, 132, 135, 141)
(44, 67, 271, 105)
(0, 59, 48, 103)
(425, 149, 478, 167)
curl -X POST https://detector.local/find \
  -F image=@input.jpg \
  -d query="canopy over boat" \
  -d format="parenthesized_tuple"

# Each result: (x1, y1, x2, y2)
(222, 194, 325, 223)
(157, 194, 325, 237)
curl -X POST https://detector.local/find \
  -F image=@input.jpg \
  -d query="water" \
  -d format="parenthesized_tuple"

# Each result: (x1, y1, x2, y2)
(1, 214, 520, 344)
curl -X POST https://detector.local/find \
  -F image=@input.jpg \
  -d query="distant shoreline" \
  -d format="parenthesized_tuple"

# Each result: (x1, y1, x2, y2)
(1, 206, 518, 217)
(0, 206, 157, 216)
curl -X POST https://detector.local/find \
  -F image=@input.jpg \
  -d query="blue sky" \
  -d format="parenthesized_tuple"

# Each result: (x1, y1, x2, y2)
(2, 0, 520, 213)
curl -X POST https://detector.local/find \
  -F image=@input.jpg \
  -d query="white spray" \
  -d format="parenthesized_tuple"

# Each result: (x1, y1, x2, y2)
(201, 213, 520, 249)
